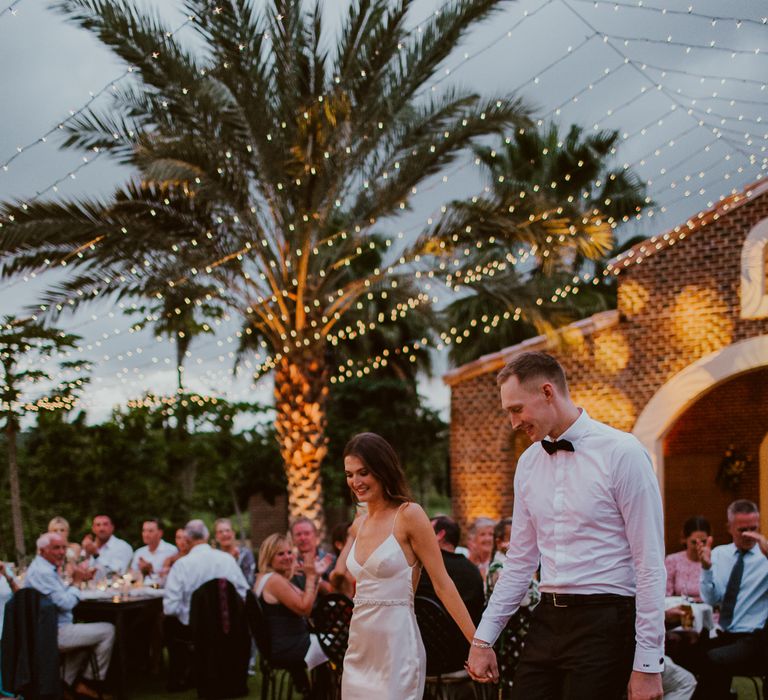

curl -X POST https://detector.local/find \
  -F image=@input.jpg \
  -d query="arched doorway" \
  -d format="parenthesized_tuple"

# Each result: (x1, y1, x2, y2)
(633, 335, 768, 546)
(661, 367, 768, 549)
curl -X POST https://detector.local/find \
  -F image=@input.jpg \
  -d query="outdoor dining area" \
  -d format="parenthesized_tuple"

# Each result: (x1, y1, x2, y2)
(0, 503, 766, 700)
(1, 0, 768, 699)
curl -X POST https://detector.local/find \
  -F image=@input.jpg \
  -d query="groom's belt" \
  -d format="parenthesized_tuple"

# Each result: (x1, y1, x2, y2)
(540, 592, 634, 608)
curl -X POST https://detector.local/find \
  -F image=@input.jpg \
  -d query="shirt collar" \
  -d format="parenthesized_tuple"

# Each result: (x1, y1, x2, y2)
(548, 408, 590, 444)
(732, 542, 757, 556)
(37, 555, 58, 572)
(188, 543, 211, 557)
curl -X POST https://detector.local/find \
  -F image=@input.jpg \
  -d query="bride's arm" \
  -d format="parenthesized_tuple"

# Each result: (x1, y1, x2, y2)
(329, 515, 362, 590)
(403, 504, 476, 643)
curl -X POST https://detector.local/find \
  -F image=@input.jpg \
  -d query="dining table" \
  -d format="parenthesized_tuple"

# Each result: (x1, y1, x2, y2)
(664, 596, 715, 636)
(75, 586, 165, 699)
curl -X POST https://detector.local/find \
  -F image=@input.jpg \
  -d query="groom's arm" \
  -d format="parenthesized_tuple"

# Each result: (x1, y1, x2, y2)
(475, 476, 540, 645)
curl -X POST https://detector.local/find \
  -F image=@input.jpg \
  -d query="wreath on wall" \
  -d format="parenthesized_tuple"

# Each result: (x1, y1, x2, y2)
(716, 445, 753, 492)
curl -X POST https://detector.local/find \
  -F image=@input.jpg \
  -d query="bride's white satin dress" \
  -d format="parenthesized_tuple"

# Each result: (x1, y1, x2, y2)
(342, 517, 426, 699)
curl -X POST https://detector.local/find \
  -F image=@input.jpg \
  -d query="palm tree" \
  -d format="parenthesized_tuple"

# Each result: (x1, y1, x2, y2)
(0, 0, 538, 531)
(431, 122, 650, 365)
(0, 316, 90, 559)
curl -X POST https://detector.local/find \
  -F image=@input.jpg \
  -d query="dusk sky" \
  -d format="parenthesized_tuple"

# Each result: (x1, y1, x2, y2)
(1, 0, 765, 422)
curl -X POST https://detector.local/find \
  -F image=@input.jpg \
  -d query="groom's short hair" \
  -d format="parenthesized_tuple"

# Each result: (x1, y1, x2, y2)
(497, 351, 567, 394)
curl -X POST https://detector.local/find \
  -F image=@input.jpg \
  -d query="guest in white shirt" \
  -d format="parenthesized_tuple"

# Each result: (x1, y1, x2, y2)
(466, 351, 665, 700)
(130, 518, 177, 581)
(24, 533, 114, 698)
(162, 519, 249, 692)
(81, 514, 133, 575)
(695, 499, 768, 700)
(164, 519, 248, 625)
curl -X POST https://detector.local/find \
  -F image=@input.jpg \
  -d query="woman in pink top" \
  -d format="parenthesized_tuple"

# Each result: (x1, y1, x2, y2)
(664, 515, 711, 601)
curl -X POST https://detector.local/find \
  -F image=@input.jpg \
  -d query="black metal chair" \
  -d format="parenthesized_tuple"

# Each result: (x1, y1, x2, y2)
(415, 595, 494, 700)
(494, 606, 532, 698)
(244, 590, 311, 700)
(189, 578, 251, 699)
(311, 593, 353, 699)
(1, 587, 73, 700)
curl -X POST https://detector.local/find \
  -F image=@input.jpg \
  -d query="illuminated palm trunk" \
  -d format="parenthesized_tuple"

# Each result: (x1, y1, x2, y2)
(273, 353, 329, 537)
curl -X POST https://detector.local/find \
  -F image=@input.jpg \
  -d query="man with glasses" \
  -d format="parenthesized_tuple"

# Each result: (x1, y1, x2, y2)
(695, 499, 768, 700)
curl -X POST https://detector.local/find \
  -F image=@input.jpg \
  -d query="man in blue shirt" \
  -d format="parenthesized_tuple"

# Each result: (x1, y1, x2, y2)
(25, 532, 115, 698)
(696, 499, 768, 700)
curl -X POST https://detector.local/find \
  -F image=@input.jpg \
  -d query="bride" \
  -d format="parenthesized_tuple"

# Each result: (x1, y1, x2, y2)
(331, 432, 476, 699)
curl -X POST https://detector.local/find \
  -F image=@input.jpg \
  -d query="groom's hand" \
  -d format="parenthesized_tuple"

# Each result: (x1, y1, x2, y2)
(466, 644, 498, 683)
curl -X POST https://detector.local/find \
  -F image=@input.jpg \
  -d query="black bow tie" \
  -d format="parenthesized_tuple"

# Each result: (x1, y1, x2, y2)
(541, 439, 575, 455)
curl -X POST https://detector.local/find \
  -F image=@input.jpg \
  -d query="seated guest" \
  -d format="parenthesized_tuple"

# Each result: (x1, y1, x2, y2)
(25, 533, 114, 699)
(485, 515, 539, 607)
(81, 514, 133, 575)
(48, 516, 82, 565)
(214, 518, 256, 587)
(666, 515, 711, 601)
(486, 517, 512, 596)
(163, 520, 249, 691)
(694, 499, 768, 700)
(289, 517, 334, 594)
(254, 533, 328, 670)
(466, 516, 496, 579)
(130, 518, 177, 582)
(160, 528, 191, 578)
(164, 519, 249, 625)
(416, 516, 484, 625)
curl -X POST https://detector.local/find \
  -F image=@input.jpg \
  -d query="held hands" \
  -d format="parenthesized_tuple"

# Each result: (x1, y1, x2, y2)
(742, 530, 768, 557)
(696, 535, 713, 569)
(627, 671, 663, 700)
(466, 644, 499, 684)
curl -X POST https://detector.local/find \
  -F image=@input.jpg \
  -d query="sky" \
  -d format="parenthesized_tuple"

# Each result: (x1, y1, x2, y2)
(0, 0, 766, 424)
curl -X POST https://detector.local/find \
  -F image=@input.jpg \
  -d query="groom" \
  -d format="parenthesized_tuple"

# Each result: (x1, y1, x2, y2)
(466, 351, 665, 700)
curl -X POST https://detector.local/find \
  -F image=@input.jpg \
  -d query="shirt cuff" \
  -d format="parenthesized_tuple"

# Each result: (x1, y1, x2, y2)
(633, 648, 664, 674)
(475, 613, 514, 647)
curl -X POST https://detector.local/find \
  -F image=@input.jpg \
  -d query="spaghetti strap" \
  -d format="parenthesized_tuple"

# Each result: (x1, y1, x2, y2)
(391, 502, 408, 534)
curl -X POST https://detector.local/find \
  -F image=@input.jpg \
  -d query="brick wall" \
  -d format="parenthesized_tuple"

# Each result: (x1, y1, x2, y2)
(248, 493, 288, 549)
(448, 188, 768, 545)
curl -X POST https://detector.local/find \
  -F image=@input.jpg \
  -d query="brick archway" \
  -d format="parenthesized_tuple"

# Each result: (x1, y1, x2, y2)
(761, 433, 768, 534)
(633, 335, 768, 507)
(741, 215, 768, 318)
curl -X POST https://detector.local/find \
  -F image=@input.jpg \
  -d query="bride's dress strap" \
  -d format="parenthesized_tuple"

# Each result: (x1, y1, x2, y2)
(391, 502, 409, 534)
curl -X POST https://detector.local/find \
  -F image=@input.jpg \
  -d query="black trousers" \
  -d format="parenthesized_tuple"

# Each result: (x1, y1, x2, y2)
(691, 631, 765, 700)
(510, 597, 636, 700)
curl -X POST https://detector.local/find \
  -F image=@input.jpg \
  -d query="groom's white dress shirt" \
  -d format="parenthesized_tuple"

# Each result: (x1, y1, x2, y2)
(475, 409, 666, 674)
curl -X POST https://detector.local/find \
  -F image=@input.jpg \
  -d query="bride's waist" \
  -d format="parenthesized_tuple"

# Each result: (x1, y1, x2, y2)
(353, 596, 412, 607)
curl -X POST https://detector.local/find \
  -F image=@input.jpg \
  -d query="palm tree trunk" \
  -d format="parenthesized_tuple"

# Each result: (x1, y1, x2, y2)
(273, 353, 329, 537)
(5, 416, 25, 560)
(174, 336, 196, 501)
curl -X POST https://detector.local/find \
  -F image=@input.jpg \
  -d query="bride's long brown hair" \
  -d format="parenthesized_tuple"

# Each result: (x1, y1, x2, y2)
(343, 432, 412, 505)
